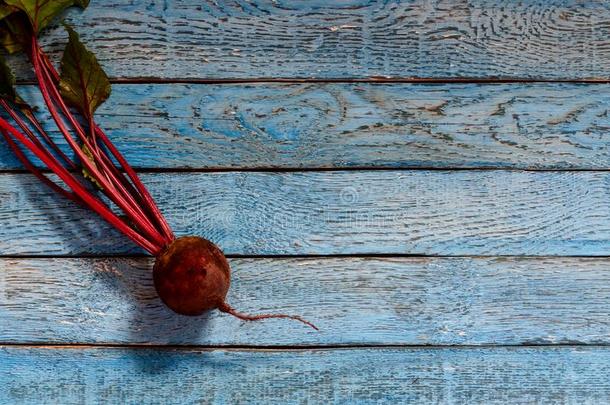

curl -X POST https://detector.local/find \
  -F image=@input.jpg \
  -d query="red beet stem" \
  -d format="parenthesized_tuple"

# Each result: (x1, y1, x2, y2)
(217, 302, 319, 331)
(21, 107, 77, 169)
(0, 102, 85, 204)
(39, 49, 59, 83)
(0, 36, 174, 255)
(32, 40, 175, 245)
(0, 117, 159, 253)
(94, 124, 175, 243)
(31, 43, 167, 251)
(0, 126, 81, 203)
(32, 38, 175, 247)
(1, 101, 66, 165)
(0, 101, 81, 203)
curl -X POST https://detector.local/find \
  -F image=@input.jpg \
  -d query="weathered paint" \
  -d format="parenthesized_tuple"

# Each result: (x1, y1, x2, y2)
(2, 1, 609, 402)
(8, 0, 610, 80)
(2, 347, 610, 404)
(1, 83, 609, 170)
(0, 170, 609, 256)
(0, 257, 609, 345)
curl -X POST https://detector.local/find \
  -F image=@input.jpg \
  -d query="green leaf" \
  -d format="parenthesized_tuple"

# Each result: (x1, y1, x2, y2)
(0, 3, 17, 20)
(0, 54, 28, 107)
(59, 24, 111, 118)
(4, 0, 87, 33)
(0, 54, 17, 100)
(81, 142, 103, 190)
(0, 13, 30, 54)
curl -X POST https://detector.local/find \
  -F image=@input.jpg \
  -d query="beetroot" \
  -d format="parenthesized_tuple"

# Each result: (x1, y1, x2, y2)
(0, 2, 317, 331)
(154, 236, 230, 316)
(154, 236, 318, 330)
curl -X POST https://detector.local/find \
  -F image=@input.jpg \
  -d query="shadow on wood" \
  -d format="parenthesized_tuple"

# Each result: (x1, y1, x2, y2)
(4, 177, 214, 349)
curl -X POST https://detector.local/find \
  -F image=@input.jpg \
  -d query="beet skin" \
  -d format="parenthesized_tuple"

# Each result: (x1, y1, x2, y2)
(153, 236, 230, 316)
(153, 236, 318, 329)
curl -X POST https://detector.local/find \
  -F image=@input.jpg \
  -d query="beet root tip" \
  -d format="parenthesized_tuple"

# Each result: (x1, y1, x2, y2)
(218, 302, 319, 331)
(154, 236, 319, 330)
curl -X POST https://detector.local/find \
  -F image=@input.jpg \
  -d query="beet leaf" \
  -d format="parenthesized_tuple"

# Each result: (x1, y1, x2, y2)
(59, 24, 109, 119)
(0, 55, 17, 100)
(0, 13, 30, 54)
(0, 54, 27, 108)
(0, 3, 17, 20)
(3, 0, 87, 33)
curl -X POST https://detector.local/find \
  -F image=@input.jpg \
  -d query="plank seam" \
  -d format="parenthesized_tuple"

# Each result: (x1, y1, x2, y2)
(2, 343, 609, 350)
(4, 254, 610, 259)
(15, 77, 610, 85)
(6, 167, 610, 175)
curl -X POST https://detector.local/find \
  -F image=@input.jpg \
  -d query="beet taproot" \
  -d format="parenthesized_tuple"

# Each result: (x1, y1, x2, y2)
(154, 236, 318, 329)
(154, 236, 230, 316)
(0, 6, 315, 330)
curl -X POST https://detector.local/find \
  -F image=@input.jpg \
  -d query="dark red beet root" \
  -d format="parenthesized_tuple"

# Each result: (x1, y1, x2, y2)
(154, 236, 230, 316)
(154, 236, 318, 330)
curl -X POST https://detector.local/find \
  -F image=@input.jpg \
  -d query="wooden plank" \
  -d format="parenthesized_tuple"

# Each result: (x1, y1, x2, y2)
(2, 346, 610, 404)
(7, 0, 610, 80)
(1, 170, 610, 256)
(1, 257, 610, 345)
(2, 83, 610, 170)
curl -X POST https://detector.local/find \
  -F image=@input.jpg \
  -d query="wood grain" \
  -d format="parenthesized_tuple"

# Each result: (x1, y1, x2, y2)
(1, 257, 609, 345)
(6, 0, 610, 80)
(2, 83, 610, 170)
(3, 1, 609, 401)
(1, 170, 609, 256)
(2, 346, 610, 404)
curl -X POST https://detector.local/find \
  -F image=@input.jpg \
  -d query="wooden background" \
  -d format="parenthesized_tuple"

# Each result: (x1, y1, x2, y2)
(2, 0, 610, 403)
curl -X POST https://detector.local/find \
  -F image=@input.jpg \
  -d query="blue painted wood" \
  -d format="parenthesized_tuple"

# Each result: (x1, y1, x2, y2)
(2, 346, 610, 404)
(1, 257, 609, 345)
(8, 0, 610, 80)
(1, 83, 610, 170)
(1, 170, 609, 256)
(2, 1, 609, 400)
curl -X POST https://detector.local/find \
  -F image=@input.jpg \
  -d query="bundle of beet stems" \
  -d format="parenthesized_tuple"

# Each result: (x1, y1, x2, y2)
(0, 0, 316, 330)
